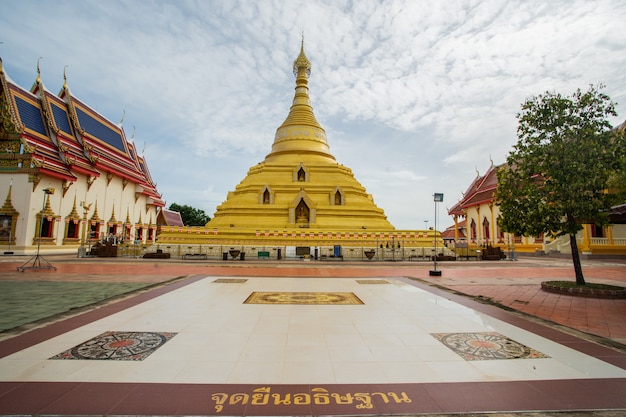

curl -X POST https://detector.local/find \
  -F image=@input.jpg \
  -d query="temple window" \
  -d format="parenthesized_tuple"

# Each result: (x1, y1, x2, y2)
(65, 220, 79, 239)
(335, 191, 341, 205)
(297, 167, 306, 181)
(263, 189, 270, 204)
(90, 223, 100, 240)
(591, 224, 605, 238)
(40, 218, 54, 238)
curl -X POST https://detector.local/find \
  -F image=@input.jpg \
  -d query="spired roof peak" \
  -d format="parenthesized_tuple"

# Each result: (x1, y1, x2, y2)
(265, 39, 335, 162)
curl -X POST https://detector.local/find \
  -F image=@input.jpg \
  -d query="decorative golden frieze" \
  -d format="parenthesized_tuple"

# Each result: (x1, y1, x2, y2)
(21, 139, 36, 154)
(86, 175, 96, 190)
(28, 173, 42, 190)
(0, 69, 23, 135)
(62, 179, 73, 196)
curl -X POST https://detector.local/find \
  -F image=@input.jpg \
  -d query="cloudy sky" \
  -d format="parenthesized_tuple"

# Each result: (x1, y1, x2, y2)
(2, 0, 625, 230)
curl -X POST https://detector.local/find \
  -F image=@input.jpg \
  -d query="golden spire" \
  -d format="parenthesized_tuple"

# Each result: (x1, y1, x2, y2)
(68, 196, 80, 220)
(91, 201, 101, 222)
(1, 183, 17, 215)
(63, 65, 68, 89)
(266, 39, 334, 161)
(293, 36, 311, 79)
(109, 206, 117, 223)
(36, 57, 42, 84)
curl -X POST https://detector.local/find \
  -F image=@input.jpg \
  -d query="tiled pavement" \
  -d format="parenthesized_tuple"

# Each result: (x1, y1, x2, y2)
(0, 254, 625, 416)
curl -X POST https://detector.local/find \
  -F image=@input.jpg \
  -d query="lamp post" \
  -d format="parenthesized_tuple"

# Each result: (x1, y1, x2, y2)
(429, 193, 443, 276)
(18, 188, 57, 271)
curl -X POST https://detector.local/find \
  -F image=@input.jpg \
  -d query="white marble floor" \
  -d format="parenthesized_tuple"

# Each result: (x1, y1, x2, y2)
(1, 276, 625, 384)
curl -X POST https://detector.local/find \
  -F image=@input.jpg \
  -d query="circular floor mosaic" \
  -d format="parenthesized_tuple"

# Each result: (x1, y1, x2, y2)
(431, 332, 549, 361)
(50, 331, 177, 361)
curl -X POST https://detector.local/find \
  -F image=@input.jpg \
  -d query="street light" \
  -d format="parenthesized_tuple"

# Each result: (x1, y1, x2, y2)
(429, 193, 443, 277)
(18, 188, 57, 271)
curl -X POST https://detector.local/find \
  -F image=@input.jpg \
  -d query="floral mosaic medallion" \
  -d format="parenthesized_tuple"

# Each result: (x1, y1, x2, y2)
(356, 279, 389, 284)
(213, 278, 248, 283)
(431, 332, 549, 361)
(244, 292, 364, 305)
(50, 331, 177, 361)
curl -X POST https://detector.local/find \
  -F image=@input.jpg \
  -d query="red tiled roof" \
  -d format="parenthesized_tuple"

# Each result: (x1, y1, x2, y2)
(1, 62, 164, 208)
(448, 164, 501, 215)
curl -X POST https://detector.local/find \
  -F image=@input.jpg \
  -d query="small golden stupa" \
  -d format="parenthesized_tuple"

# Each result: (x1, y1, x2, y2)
(157, 41, 439, 260)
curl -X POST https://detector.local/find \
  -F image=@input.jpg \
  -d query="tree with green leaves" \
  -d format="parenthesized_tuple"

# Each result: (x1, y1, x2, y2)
(168, 203, 211, 227)
(497, 85, 626, 285)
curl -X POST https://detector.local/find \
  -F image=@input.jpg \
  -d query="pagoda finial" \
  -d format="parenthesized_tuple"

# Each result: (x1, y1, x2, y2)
(293, 35, 311, 78)
(36, 57, 42, 83)
(266, 38, 333, 161)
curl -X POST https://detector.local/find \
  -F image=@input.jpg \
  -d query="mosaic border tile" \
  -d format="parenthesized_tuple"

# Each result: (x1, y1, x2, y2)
(50, 331, 177, 361)
(431, 332, 549, 361)
(356, 279, 389, 284)
(244, 292, 364, 305)
(213, 278, 248, 283)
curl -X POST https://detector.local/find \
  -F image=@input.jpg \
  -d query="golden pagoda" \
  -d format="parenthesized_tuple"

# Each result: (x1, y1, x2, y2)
(156, 41, 444, 260)
(208, 40, 393, 231)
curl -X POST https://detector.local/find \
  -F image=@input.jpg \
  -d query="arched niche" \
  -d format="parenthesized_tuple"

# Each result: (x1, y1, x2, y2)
(293, 163, 309, 182)
(258, 185, 274, 204)
(330, 186, 344, 206)
(288, 190, 316, 225)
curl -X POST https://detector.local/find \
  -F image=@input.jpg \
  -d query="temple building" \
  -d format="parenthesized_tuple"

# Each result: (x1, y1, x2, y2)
(448, 157, 626, 258)
(0, 57, 164, 256)
(156, 42, 444, 260)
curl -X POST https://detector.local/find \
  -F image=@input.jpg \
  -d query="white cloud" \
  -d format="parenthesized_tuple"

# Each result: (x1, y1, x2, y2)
(2, 0, 625, 229)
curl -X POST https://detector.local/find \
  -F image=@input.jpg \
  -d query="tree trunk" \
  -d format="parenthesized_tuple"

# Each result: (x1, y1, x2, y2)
(569, 233, 586, 285)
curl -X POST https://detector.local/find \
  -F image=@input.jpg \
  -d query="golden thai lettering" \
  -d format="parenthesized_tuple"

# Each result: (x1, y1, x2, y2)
(312, 387, 330, 404)
(251, 386, 271, 405)
(229, 393, 249, 405)
(293, 392, 311, 405)
(271, 393, 291, 405)
(211, 393, 228, 412)
(210, 386, 412, 413)
(371, 392, 390, 403)
(331, 393, 353, 404)
(388, 391, 412, 403)
(354, 393, 374, 409)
